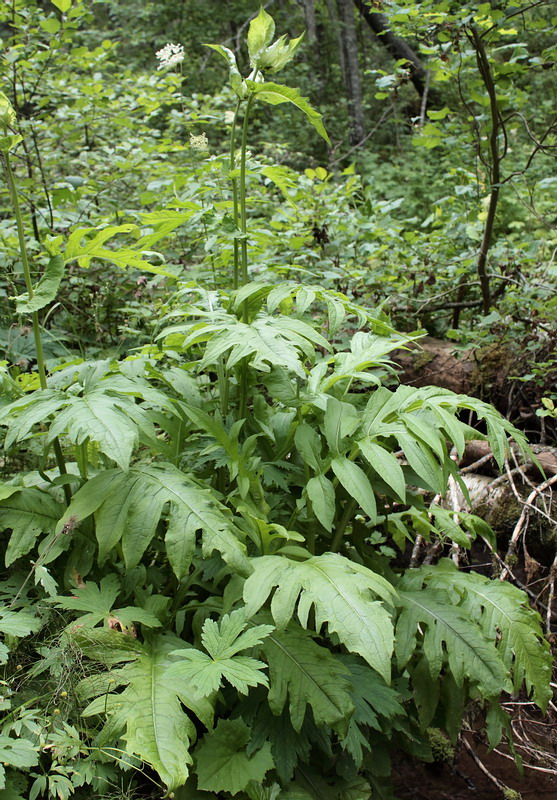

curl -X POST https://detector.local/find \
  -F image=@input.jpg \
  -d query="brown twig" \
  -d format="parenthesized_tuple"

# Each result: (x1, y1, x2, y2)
(462, 737, 508, 794)
(501, 473, 557, 580)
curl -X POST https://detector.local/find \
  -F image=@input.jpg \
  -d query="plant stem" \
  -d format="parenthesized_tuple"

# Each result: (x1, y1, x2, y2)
(470, 25, 502, 315)
(2, 150, 70, 503)
(330, 497, 358, 553)
(237, 93, 255, 421)
(229, 99, 242, 290)
(239, 94, 255, 291)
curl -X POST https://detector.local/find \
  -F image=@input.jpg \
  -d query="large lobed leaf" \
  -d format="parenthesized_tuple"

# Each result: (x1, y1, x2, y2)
(195, 719, 274, 796)
(81, 633, 212, 792)
(417, 561, 553, 710)
(243, 553, 396, 682)
(0, 486, 64, 566)
(56, 463, 250, 577)
(395, 586, 511, 697)
(261, 623, 354, 734)
(169, 610, 274, 696)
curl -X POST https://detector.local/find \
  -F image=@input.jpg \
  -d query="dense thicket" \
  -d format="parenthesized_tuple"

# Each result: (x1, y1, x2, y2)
(0, 2, 556, 799)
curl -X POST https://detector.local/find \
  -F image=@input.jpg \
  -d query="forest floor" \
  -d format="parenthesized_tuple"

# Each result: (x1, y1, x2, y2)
(394, 736, 557, 799)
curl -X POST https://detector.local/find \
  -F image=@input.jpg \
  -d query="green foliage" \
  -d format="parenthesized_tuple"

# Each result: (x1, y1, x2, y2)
(0, 4, 553, 799)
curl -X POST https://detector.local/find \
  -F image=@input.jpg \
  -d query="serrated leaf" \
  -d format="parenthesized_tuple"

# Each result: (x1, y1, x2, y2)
(243, 553, 396, 681)
(246, 81, 330, 144)
(197, 315, 329, 379)
(0, 487, 64, 566)
(52, 574, 161, 631)
(0, 609, 41, 638)
(0, 391, 67, 449)
(258, 33, 305, 73)
(261, 624, 354, 733)
(195, 719, 274, 796)
(306, 474, 335, 531)
(422, 562, 552, 710)
(357, 438, 406, 503)
(0, 737, 39, 771)
(168, 610, 273, 695)
(339, 655, 405, 766)
(15, 255, 64, 314)
(331, 457, 377, 522)
(396, 432, 445, 494)
(47, 391, 150, 470)
(294, 423, 322, 472)
(56, 464, 250, 577)
(395, 587, 511, 697)
(323, 397, 359, 455)
(247, 7, 275, 63)
(64, 225, 174, 277)
(81, 634, 208, 791)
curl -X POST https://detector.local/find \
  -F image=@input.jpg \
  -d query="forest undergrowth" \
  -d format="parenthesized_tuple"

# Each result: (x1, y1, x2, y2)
(0, 2, 556, 799)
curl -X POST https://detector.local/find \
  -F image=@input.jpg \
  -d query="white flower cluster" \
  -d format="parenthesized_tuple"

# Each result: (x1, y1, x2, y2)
(189, 132, 209, 151)
(155, 43, 185, 70)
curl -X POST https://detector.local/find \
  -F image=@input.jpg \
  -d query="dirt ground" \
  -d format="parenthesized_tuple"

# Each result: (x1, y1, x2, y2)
(393, 733, 557, 799)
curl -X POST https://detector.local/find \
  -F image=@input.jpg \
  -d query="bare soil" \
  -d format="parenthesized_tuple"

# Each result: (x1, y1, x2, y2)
(394, 732, 557, 799)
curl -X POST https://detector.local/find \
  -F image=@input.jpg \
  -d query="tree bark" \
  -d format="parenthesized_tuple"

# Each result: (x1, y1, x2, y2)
(337, 0, 365, 144)
(352, 0, 427, 97)
(301, 0, 317, 43)
(325, 0, 346, 79)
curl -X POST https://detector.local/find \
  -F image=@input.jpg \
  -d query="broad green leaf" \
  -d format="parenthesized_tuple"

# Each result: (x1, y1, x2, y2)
(64, 225, 174, 277)
(193, 315, 330, 379)
(0, 391, 67, 449)
(47, 392, 148, 470)
(57, 464, 250, 577)
(294, 423, 322, 472)
(261, 624, 354, 733)
(246, 81, 331, 144)
(15, 255, 64, 314)
(0, 609, 41, 638)
(0, 737, 38, 781)
(306, 474, 335, 531)
(396, 432, 445, 494)
(243, 553, 396, 681)
(395, 588, 511, 697)
(51, 0, 71, 10)
(323, 397, 359, 455)
(330, 457, 377, 522)
(357, 438, 406, 503)
(205, 44, 245, 96)
(247, 7, 276, 64)
(0, 487, 64, 566)
(52, 574, 161, 631)
(82, 634, 208, 791)
(258, 33, 305, 73)
(169, 610, 273, 696)
(422, 562, 552, 710)
(195, 719, 274, 796)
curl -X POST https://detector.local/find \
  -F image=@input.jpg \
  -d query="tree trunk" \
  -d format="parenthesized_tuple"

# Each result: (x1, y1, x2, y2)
(337, 0, 365, 144)
(352, 0, 427, 97)
(325, 0, 346, 83)
(301, 0, 317, 43)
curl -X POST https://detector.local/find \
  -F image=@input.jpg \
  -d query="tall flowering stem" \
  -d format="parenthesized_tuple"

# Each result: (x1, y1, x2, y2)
(1, 150, 70, 502)
(228, 99, 242, 290)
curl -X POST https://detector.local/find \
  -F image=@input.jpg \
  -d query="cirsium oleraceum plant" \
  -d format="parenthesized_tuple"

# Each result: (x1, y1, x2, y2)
(0, 9, 551, 800)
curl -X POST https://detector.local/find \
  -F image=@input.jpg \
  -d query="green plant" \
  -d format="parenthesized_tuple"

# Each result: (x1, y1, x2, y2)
(0, 8, 552, 799)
